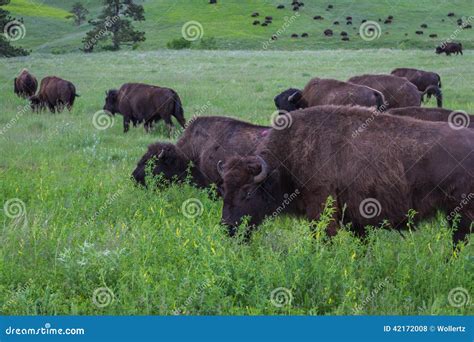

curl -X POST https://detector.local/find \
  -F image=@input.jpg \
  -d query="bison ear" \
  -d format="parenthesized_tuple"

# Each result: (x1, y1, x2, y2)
(288, 90, 302, 104)
(217, 160, 225, 177)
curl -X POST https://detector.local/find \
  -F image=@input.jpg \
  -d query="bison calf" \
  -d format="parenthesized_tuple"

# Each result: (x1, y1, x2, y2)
(390, 68, 442, 104)
(14, 69, 37, 98)
(29, 76, 79, 113)
(132, 116, 269, 190)
(103, 83, 185, 134)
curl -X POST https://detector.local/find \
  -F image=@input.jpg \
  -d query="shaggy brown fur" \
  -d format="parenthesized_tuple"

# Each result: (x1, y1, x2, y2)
(275, 78, 385, 112)
(390, 68, 442, 100)
(132, 116, 270, 190)
(220, 105, 474, 244)
(103, 83, 185, 134)
(348, 74, 442, 108)
(436, 42, 463, 56)
(29, 76, 79, 113)
(14, 69, 37, 98)
(388, 107, 474, 128)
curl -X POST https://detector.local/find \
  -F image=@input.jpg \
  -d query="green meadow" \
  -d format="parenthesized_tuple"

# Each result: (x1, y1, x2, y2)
(0, 49, 473, 315)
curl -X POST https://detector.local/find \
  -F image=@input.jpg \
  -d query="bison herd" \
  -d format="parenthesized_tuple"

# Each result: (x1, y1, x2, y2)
(13, 65, 473, 246)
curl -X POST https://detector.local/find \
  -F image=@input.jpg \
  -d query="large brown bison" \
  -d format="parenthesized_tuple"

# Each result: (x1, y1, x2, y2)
(103, 83, 185, 134)
(348, 74, 442, 108)
(14, 69, 37, 98)
(29, 76, 79, 113)
(219, 105, 473, 244)
(436, 42, 463, 56)
(388, 107, 474, 128)
(274, 78, 385, 112)
(132, 116, 270, 190)
(390, 68, 441, 98)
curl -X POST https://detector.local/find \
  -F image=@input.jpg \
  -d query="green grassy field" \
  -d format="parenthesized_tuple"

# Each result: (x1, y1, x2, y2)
(1, 49, 473, 315)
(6, 0, 474, 53)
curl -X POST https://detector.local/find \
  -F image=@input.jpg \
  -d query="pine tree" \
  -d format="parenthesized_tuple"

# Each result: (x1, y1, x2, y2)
(0, 0, 29, 57)
(82, 0, 145, 52)
(68, 2, 89, 26)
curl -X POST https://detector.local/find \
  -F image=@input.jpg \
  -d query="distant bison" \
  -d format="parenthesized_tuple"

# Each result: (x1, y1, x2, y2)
(103, 83, 185, 134)
(14, 69, 37, 98)
(390, 68, 442, 103)
(132, 116, 269, 189)
(301, 32, 309, 37)
(29, 76, 79, 113)
(219, 105, 474, 244)
(436, 42, 463, 56)
(348, 74, 442, 108)
(274, 78, 385, 112)
(388, 107, 474, 128)
(324, 29, 333, 36)
(313, 15, 323, 20)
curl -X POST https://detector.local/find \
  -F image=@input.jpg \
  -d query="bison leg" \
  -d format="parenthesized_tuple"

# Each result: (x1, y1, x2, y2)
(123, 117, 130, 133)
(452, 213, 473, 245)
(163, 116, 174, 137)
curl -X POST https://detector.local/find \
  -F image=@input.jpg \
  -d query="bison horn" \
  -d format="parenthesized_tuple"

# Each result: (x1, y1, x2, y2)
(253, 156, 269, 183)
(217, 160, 225, 177)
(157, 149, 165, 159)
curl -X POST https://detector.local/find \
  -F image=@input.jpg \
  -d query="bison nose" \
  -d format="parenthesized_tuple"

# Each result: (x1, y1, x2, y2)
(131, 167, 146, 187)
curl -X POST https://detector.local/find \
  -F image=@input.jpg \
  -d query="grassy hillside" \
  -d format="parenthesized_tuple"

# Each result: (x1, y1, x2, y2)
(0, 49, 473, 315)
(6, 0, 474, 53)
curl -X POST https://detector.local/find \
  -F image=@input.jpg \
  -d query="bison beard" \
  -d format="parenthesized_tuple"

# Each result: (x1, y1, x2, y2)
(220, 105, 473, 244)
(132, 116, 270, 191)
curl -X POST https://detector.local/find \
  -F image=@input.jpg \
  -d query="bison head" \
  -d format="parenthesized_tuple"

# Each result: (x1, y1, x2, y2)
(219, 155, 284, 236)
(29, 95, 41, 112)
(103, 89, 119, 115)
(435, 46, 443, 54)
(132, 142, 189, 186)
(274, 88, 303, 112)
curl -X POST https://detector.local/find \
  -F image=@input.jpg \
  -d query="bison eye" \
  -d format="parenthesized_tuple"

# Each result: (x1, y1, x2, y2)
(245, 191, 252, 199)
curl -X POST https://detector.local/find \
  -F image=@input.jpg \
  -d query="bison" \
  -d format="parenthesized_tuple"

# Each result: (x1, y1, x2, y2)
(436, 42, 463, 55)
(219, 105, 474, 244)
(132, 116, 269, 190)
(103, 83, 185, 134)
(348, 74, 442, 108)
(14, 69, 37, 98)
(274, 78, 385, 112)
(29, 76, 79, 113)
(388, 107, 474, 128)
(390, 67, 442, 103)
